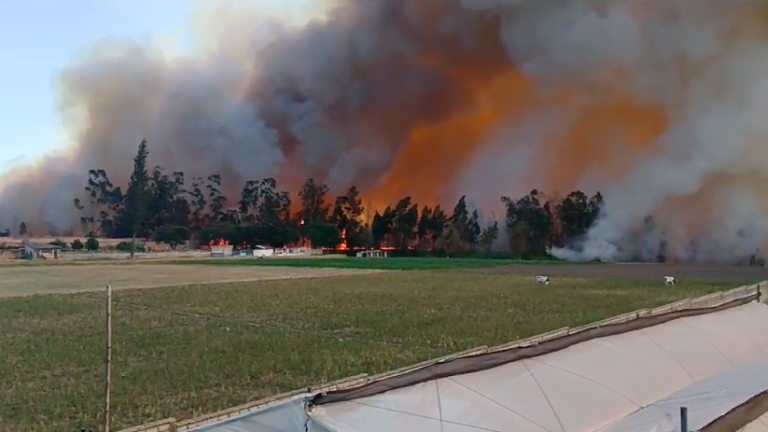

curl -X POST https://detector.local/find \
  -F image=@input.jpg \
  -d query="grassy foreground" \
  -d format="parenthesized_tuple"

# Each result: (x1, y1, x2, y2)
(0, 271, 743, 431)
(173, 256, 574, 270)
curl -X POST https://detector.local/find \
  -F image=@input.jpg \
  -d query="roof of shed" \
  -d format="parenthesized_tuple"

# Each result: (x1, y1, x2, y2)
(23, 241, 63, 250)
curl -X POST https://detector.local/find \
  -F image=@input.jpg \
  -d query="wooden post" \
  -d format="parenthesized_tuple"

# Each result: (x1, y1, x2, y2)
(104, 285, 113, 432)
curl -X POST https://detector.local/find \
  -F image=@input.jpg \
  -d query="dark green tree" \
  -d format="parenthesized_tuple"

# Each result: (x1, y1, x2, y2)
(479, 221, 499, 252)
(501, 190, 551, 257)
(74, 169, 122, 236)
(332, 186, 365, 248)
(147, 168, 190, 231)
(123, 139, 151, 258)
(85, 236, 100, 251)
(588, 192, 604, 220)
(436, 225, 464, 258)
(558, 191, 592, 243)
(467, 209, 481, 250)
(416, 205, 448, 250)
(451, 196, 469, 240)
(392, 197, 418, 250)
(302, 221, 342, 248)
(298, 178, 330, 223)
(371, 207, 394, 247)
(18, 221, 26, 236)
(205, 174, 228, 223)
(187, 176, 208, 230)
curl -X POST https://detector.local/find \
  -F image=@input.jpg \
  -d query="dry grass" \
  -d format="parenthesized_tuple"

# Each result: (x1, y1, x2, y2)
(0, 269, 752, 431)
(0, 264, 382, 297)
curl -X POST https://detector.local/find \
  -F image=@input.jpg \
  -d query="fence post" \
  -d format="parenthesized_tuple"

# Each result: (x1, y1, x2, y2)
(104, 285, 113, 432)
(680, 406, 688, 432)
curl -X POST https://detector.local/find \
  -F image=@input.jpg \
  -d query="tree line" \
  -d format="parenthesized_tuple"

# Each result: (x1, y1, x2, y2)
(67, 140, 607, 258)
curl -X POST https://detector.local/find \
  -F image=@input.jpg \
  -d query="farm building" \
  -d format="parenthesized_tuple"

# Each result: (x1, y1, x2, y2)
(163, 283, 768, 432)
(22, 241, 62, 260)
(356, 249, 387, 258)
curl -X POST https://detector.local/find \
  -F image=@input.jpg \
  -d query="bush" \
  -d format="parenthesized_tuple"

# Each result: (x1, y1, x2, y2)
(49, 239, 67, 248)
(71, 239, 84, 250)
(85, 237, 99, 251)
(116, 241, 145, 253)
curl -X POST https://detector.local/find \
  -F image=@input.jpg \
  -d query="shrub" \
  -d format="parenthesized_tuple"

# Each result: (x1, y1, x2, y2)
(116, 241, 145, 253)
(71, 239, 84, 250)
(49, 239, 67, 248)
(85, 237, 99, 251)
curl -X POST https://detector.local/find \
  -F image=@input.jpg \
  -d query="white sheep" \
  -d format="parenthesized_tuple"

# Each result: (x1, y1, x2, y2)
(535, 275, 550, 286)
(664, 276, 676, 286)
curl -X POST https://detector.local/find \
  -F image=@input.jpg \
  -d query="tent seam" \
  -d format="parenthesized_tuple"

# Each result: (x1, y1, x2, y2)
(348, 400, 503, 432)
(522, 359, 566, 432)
(680, 319, 736, 366)
(639, 328, 696, 381)
(446, 376, 550, 432)
(526, 358, 640, 408)
(436, 380, 444, 432)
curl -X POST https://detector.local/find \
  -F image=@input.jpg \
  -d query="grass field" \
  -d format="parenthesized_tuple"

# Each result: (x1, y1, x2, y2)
(0, 267, 754, 432)
(0, 264, 380, 297)
(172, 256, 575, 270)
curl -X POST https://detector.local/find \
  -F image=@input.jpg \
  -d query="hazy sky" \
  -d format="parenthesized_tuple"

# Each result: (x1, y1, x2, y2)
(0, 0, 202, 173)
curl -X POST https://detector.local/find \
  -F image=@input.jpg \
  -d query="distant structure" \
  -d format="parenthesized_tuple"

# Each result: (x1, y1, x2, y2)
(356, 250, 387, 258)
(22, 241, 62, 260)
(209, 239, 233, 258)
(234, 245, 275, 258)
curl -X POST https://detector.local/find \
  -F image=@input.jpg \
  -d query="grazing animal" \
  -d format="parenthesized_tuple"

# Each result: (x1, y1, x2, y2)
(664, 276, 676, 286)
(535, 275, 550, 286)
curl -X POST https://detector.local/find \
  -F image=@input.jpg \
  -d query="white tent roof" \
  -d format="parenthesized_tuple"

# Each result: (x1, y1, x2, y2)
(308, 301, 768, 432)
(599, 353, 768, 432)
(188, 294, 768, 432)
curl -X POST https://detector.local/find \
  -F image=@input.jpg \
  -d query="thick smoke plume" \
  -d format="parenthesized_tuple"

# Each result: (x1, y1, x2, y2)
(2, 0, 768, 263)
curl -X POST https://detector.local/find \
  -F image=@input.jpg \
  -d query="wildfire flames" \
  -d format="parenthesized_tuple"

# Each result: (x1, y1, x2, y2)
(2, 0, 768, 262)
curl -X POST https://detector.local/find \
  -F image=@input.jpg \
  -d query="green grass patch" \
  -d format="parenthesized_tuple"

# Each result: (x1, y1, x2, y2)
(171, 256, 578, 270)
(0, 271, 747, 431)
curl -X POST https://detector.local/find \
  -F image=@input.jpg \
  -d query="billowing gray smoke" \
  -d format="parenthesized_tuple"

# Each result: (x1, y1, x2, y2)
(2, 0, 768, 263)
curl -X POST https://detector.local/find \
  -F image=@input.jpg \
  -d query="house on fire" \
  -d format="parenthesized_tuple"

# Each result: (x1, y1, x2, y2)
(22, 241, 62, 260)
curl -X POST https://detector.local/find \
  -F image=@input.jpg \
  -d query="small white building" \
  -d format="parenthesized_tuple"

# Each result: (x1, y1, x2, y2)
(253, 245, 274, 258)
(356, 249, 387, 258)
(23, 241, 62, 260)
(210, 245, 234, 258)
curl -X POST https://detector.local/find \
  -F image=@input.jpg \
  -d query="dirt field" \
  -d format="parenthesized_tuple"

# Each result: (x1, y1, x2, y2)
(481, 263, 768, 281)
(0, 264, 382, 297)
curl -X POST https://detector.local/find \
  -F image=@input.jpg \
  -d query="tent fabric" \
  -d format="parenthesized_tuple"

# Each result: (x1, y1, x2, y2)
(308, 301, 768, 432)
(190, 299, 768, 432)
(193, 394, 314, 432)
(312, 293, 759, 406)
(599, 354, 768, 432)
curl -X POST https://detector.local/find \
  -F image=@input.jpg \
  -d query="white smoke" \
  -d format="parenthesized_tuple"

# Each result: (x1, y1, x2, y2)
(456, 0, 768, 262)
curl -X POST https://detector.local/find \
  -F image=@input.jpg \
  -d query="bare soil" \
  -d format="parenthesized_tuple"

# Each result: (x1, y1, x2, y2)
(0, 264, 382, 298)
(481, 263, 768, 281)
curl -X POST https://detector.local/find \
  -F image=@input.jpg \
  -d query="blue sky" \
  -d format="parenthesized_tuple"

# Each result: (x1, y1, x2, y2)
(0, 0, 197, 173)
